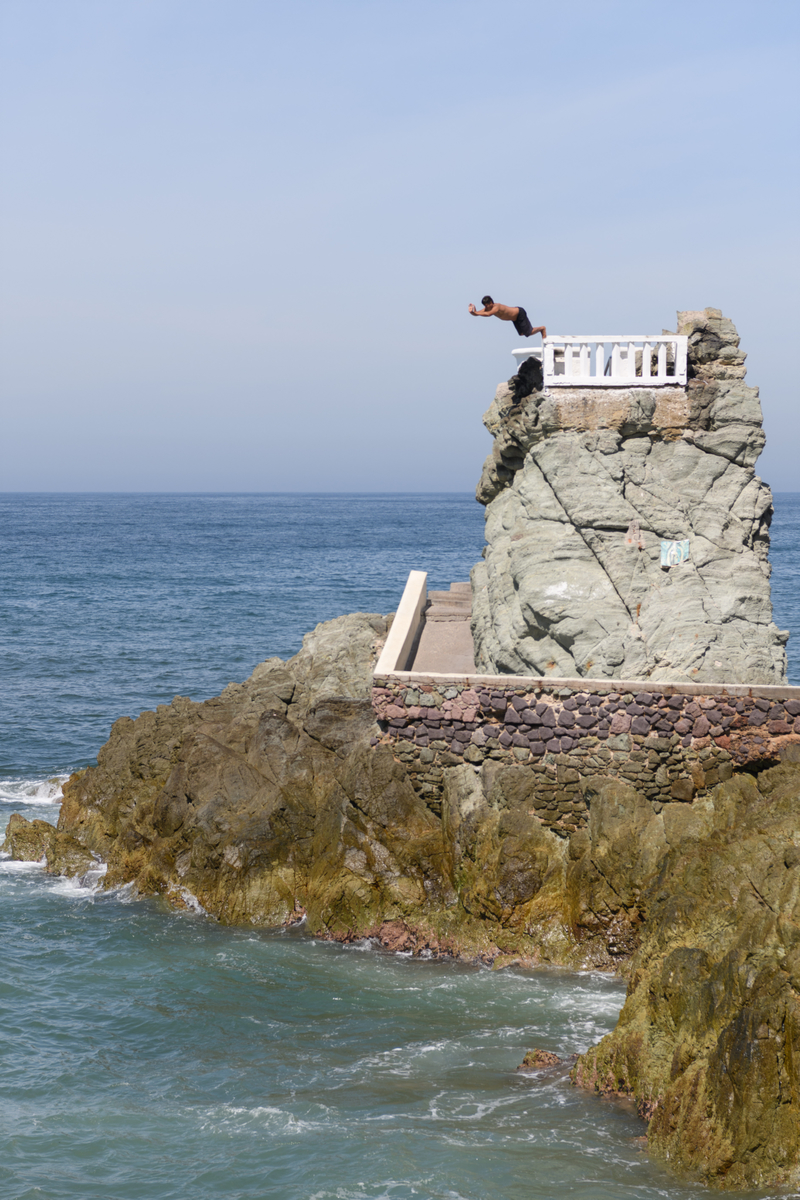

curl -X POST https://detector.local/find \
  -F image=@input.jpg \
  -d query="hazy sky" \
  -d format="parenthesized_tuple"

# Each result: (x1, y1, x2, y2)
(1, 0, 798, 492)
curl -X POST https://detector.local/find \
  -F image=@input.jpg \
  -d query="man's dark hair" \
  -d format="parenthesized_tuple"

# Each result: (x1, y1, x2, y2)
(481, 295, 494, 307)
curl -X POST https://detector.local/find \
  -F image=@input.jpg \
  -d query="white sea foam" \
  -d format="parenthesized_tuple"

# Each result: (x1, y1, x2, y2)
(0, 853, 45, 872)
(198, 1103, 328, 1137)
(105, 880, 139, 904)
(346, 1038, 454, 1079)
(48, 860, 107, 898)
(166, 882, 207, 915)
(308, 1189, 471, 1200)
(426, 1091, 520, 1123)
(342, 936, 379, 952)
(0, 776, 67, 807)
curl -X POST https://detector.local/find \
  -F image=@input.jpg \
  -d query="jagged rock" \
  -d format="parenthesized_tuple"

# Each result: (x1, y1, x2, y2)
(56, 612, 672, 967)
(572, 762, 800, 1190)
(2, 813, 95, 876)
(471, 309, 788, 684)
(52, 607, 800, 1185)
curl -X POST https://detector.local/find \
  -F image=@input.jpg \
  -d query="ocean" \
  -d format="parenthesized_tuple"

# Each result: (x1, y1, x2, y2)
(2, 492, 798, 1200)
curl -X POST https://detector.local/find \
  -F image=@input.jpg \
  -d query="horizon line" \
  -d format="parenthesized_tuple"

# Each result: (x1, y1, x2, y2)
(0, 490, 482, 497)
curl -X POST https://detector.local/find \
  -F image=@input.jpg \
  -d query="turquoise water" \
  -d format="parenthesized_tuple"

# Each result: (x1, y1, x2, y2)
(2, 493, 799, 1200)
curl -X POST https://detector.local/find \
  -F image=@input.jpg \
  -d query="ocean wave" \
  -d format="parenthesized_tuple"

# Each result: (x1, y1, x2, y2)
(0, 775, 67, 807)
(0, 853, 45, 871)
(48, 860, 108, 899)
(197, 1103, 330, 1137)
(166, 882, 208, 915)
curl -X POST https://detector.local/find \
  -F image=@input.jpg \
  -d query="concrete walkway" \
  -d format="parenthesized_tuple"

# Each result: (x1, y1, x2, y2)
(408, 582, 475, 673)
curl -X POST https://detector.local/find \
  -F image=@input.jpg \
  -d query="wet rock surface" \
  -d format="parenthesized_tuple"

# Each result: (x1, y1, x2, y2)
(572, 762, 800, 1189)
(2, 812, 96, 877)
(518, 1049, 563, 1070)
(471, 309, 788, 684)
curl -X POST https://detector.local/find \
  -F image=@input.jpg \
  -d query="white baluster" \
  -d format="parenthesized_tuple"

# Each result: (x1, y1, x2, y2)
(628, 341, 636, 379)
(596, 341, 605, 379)
(565, 344, 574, 377)
(611, 341, 620, 380)
(642, 342, 651, 380)
(544, 341, 554, 383)
(657, 341, 667, 380)
(678, 337, 688, 383)
(579, 342, 589, 377)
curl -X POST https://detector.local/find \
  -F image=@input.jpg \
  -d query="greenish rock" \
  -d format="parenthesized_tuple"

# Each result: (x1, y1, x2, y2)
(606, 734, 631, 751)
(472, 322, 789, 684)
(572, 764, 800, 1189)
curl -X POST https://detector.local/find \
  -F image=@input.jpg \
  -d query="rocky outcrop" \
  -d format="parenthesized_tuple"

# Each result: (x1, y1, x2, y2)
(2, 812, 96, 876)
(5, 609, 800, 1185)
(573, 763, 800, 1190)
(0, 612, 691, 968)
(471, 309, 788, 684)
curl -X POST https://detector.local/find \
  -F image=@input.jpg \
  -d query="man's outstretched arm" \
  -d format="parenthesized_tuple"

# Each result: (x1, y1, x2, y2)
(468, 302, 497, 316)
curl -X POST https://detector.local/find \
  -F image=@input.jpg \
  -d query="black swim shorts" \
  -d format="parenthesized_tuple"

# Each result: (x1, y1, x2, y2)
(512, 307, 534, 337)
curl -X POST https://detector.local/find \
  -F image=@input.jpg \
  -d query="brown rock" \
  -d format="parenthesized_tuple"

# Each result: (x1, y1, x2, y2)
(374, 920, 416, 952)
(573, 764, 800, 1189)
(769, 719, 792, 735)
(2, 813, 95, 877)
(670, 778, 695, 802)
(518, 1049, 562, 1070)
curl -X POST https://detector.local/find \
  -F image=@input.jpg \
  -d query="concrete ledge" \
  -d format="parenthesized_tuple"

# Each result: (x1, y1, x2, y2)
(511, 347, 543, 370)
(374, 670, 800, 701)
(374, 571, 428, 674)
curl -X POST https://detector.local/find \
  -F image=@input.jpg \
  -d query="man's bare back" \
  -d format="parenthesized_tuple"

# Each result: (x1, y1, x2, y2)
(468, 301, 518, 321)
(468, 295, 545, 339)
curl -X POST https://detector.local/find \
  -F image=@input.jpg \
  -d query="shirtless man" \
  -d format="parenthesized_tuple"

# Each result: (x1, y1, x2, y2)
(468, 295, 546, 339)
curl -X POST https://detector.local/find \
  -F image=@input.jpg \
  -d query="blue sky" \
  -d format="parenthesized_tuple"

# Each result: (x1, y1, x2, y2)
(1, 0, 798, 491)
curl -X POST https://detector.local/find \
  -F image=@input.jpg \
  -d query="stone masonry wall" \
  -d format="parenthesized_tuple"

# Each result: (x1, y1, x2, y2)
(372, 676, 800, 834)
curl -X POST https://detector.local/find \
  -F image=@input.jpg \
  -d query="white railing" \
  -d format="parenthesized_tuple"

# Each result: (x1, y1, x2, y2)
(374, 570, 428, 674)
(512, 335, 687, 387)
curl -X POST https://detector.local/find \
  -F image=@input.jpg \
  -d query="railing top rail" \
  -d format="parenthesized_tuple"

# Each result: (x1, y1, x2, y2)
(543, 334, 686, 343)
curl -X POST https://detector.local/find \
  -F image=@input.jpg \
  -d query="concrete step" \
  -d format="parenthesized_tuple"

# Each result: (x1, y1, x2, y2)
(429, 597, 472, 609)
(428, 583, 471, 601)
(426, 582, 472, 625)
(427, 598, 471, 610)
